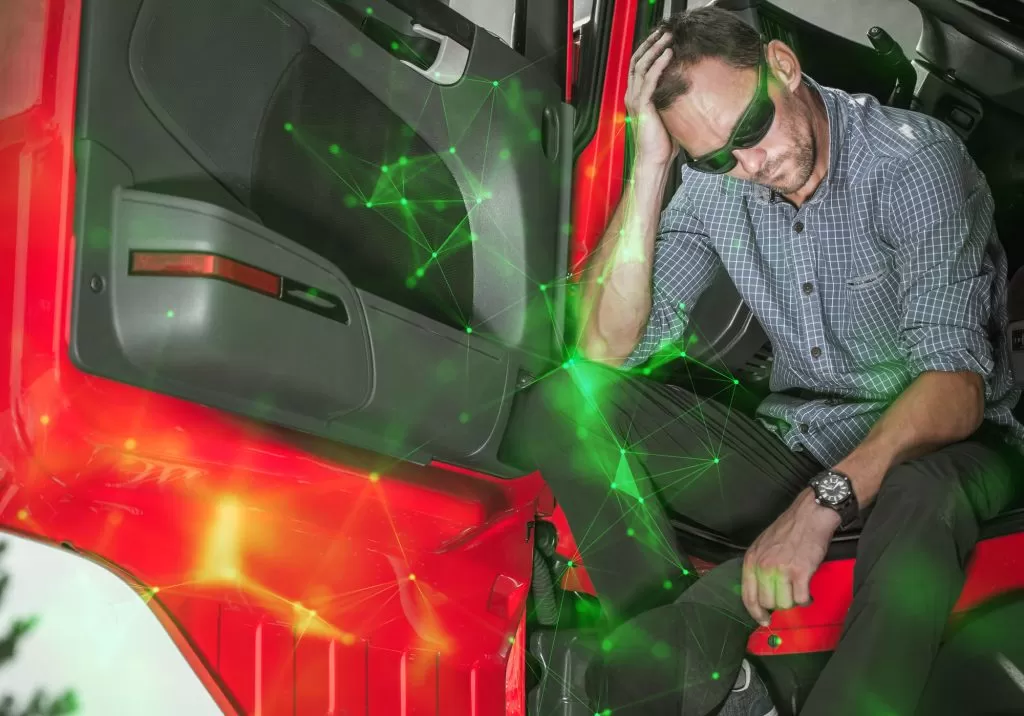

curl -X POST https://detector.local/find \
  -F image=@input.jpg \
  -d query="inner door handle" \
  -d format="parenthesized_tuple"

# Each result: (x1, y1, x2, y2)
(400, 23, 470, 86)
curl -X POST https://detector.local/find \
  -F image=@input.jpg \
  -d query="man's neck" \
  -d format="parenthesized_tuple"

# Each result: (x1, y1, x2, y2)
(783, 85, 831, 208)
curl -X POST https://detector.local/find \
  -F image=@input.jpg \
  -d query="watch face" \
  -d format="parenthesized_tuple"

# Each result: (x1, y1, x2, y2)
(816, 473, 851, 505)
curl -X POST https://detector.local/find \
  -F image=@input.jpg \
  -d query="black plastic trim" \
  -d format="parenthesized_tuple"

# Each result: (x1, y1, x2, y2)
(572, 0, 616, 156)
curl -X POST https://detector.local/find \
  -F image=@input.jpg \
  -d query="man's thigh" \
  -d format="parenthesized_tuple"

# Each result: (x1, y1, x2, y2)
(504, 363, 820, 539)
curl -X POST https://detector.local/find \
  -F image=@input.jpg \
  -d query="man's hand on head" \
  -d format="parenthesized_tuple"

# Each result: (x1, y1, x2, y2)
(741, 488, 840, 626)
(625, 29, 679, 168)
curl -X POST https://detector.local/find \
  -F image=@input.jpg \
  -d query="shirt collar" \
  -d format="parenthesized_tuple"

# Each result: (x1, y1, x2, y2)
(718, 75, 848, 204)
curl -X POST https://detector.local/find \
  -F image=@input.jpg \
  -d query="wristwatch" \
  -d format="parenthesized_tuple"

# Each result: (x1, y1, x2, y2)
(809, 469, 860, 530)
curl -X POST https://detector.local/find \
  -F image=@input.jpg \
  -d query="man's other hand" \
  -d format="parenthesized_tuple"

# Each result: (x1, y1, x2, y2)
(741, 488, 841, 626)
(625, 29, 678, 167)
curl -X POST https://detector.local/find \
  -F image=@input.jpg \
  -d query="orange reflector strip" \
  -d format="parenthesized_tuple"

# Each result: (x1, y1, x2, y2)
(130, 252, 281, 297)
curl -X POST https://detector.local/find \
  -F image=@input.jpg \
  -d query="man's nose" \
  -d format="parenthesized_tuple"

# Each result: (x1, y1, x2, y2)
(732, 147, 767, 177)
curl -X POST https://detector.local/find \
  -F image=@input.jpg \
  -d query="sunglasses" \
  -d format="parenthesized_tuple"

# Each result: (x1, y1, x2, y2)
(681, 43, 776, 174)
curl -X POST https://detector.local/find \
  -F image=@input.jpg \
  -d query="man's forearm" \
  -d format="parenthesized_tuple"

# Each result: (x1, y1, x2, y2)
(578, 159, 672, 364)
(833, 370, 986, 509)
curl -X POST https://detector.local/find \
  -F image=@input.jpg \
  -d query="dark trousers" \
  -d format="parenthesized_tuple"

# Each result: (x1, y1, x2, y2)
(501, 363, 1016, 716)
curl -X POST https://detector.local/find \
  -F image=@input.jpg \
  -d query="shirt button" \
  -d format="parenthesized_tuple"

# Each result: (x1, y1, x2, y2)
(802, 282, 814, 295)
(793, 221, 805, 233)
(799, 423, 810, 434)
(810, 346, 822, 358)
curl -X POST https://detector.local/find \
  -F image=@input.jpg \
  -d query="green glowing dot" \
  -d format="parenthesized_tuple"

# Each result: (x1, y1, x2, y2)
(528, 128, 541, 142)
(576, 426, 588, 440)
(492, 80, 499, 87)
(602, 711, 612, 716)
(638, 497, 645, 504)
(390, 41, 400, 51)
(405, 277, 416, 288)
(733, 378, 740, 385)
(283, 122, 294, 132)
(469, 233, 478, 242)
(682, 568, 690, 576)
(610, 482, 618, 490)
(500, 148, 511, 160)
(619, 447, 626, 455)
(415, 267, 425, 278)
(626, 528, 635, 537)
(365, 201, 374, 208)
(768, 635, 783, 648)
(539, 284, 547, 292)
(601, 638, 613, 652)
(680, 351, 687, 358)
(465, 326, 473, 334)
(476, 197, 483, 204)
(663, 580, 673, 590)
(166, 310, 174, 318)
(329, 144, 340, 155)
(431, 251, 438, 259)
(398, 156, 408, 166)
(381, 165, 389, 173)
(712, 671, 720, 680)
(449, 146, 456, 154)
(400, 197, 408, 206)
(596, 276, 604, 284)
(642, 368, 652, 376)
(567, 560, 575, 567)
(713, 457, 720, 464)
(459, 412, 470, 424)
(365, 6, 373, 14)
(624, 116, 632, 124)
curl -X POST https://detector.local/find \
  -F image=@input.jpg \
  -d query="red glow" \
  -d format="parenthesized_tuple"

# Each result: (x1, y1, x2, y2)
(130, 251, 281, 297)
(0, 0, 544, 713)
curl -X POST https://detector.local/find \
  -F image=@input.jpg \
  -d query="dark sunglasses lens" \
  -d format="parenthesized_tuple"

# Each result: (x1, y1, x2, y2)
(692, 151, 737, 174)
(733, 97, 775, 147)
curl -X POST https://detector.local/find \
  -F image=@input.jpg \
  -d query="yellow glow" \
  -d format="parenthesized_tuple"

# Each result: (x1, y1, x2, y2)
(369, 471, 380, 483)
(196, 495, 243, 582)
(408, 573, 416, 581)
(39, 415, 50, 425)
(16, 509, 27, 520)
(124, 438, 137, 451)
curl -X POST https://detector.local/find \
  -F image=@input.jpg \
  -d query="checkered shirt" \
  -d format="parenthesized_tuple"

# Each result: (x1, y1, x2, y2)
(623, 78, 1024, 467)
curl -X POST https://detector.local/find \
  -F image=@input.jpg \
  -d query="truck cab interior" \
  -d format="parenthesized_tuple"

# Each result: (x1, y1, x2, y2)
(5, 0, 1024, 712)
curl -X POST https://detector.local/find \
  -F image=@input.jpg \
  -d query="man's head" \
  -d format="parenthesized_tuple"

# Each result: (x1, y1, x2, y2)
(652, 8, 824, 196)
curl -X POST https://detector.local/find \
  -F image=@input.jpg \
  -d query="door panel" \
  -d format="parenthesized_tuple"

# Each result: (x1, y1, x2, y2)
(72, 0, 571, 470)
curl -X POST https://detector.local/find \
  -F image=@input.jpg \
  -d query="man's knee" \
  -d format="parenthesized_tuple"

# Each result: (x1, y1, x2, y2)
(677, 558, 749, 619)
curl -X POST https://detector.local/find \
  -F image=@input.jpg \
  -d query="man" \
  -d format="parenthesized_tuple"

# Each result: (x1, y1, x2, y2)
(502, 6, 1023, 716)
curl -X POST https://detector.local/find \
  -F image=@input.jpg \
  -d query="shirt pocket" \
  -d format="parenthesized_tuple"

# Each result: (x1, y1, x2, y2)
(842, 259, 903, 363)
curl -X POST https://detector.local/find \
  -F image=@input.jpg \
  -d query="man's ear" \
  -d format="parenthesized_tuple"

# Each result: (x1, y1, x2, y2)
(766, 39, 802, 92)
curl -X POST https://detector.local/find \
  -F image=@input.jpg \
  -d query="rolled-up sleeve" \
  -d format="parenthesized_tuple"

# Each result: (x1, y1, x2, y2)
(620, 195, 720, 369)
(888, 140, 999, 393)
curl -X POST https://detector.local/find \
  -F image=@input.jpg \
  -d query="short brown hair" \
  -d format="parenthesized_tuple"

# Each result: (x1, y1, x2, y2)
(651, 7, 762, 111)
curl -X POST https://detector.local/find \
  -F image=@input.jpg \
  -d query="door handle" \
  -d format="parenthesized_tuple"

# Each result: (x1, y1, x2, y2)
(400, 23, 470, 86)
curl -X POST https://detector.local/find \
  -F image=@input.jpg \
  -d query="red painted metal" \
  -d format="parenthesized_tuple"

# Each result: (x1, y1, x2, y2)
(0, 0, 544, 713)
(569, 0, 638, 277)
(746, 531, 1024, 656)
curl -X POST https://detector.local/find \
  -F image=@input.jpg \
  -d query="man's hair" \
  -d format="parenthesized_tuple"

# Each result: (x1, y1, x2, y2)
(651, 7, 762, 111)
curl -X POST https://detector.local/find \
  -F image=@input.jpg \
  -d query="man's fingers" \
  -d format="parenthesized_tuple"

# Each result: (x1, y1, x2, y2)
(774, 571, 794, 611)
(630, 29, 670, 74)
(632, 33, 673, 84)
(742, 559, 768, 626)
(793, 571, 813, 607)
(639, 48, 675, 99)
(756, 564, 776, 616)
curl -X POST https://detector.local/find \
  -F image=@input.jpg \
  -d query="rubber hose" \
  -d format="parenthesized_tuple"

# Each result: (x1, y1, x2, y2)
(532, 547, 559, 627)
